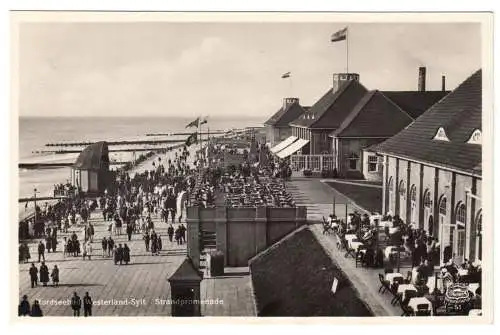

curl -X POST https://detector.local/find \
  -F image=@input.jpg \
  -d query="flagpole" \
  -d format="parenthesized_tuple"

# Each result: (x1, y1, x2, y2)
(346, 28, 349, 73)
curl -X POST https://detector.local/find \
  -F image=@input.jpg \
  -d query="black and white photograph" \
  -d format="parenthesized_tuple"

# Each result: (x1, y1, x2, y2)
(11, 11, 493, 321)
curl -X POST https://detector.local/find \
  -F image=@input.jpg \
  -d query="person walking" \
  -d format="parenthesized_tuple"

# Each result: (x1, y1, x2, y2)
(83, 292, 92, 317)
(85, 241, 92, 260)
(30, 300, 43, 317)
(51, 265, 59, 287)
(123, 244, 130, 265)
(39, 262, 49, 287)
(101, 237, 107, 257)
(38, 241, 45, 263)
(143, 232, 150, 252)
(107, 237, 114, 257)
(157, 234, 163, 254)
(71, 292, 82, 317)
(167, 224, 174, 243)
(29, 263, 38, 288)
(126, 222, 133, 241)
(18, 295, 30, 316)
(180, 224, 186, 244)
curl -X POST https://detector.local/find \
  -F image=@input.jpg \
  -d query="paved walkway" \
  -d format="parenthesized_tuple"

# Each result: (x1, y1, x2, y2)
(287, 177, 402, 316)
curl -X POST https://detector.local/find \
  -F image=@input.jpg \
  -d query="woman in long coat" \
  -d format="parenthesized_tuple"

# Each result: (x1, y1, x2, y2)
(123, 244, 130, 265)
(39, 262, 49, 287)
(51, 265, 59, 287)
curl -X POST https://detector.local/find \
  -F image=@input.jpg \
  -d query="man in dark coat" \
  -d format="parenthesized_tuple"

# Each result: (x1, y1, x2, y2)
(179, 224, 186, 244)
(167, 224, 174, 243)
(107, 237, 114, 257)
(123, 244, 130, 264)
(101, 237, 107, 257)
(39, 262, 49, 287)
(18, 295, 30, 316)
(143, 232, 150, 252)
(83, 292, 92, 317)
(126, 223, 133, 241)
(38, 241, 45, 262)
(150, 231, 158, 256)
(116, 244, 124, 265)
(71, 292, 82, 317)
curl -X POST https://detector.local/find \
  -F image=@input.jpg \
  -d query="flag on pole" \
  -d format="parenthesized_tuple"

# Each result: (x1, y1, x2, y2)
(281, 71, 291, 79)
(185, 132, 198, 146)
(200, 116, 208, 126)
(331, 27, 347, 42)
(185, 117, 200, 128)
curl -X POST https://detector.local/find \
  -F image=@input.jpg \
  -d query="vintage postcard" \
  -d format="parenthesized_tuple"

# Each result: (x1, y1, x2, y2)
(10, 11, 493, 323)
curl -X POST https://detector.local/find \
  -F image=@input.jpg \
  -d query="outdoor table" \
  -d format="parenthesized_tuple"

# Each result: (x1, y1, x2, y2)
(381, 220, 394, 228)
(457, 268, 469, 277)
(408, 297, 433, 315)
(350, 241, 364, 252)
(386, 272, 404, 284)
(397, 284, 418, 301)
(384, 246, 399, 260)
(388, 227, 400, 235)
(468, 283, 480, 295)
(468, 309, 482, 316)
(345, 234, 357, 244)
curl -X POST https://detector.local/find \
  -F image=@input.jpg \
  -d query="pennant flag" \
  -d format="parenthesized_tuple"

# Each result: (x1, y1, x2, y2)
(331, 27, 347, 42)
(281, 71, 291, 79)
(186, 117, 200, 128)
(185, 132, 198, 147)
(200, 116, 208, 125)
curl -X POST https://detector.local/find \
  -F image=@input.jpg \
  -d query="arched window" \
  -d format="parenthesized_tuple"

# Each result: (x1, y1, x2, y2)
(398, 180, 406, 198)
(439, 197, 447, 215)
(388, 177, 394, 193)
(423, 190, 432, 208)
(455, 203, 466, 225)
(410, 185, 417, 202)
(467, 129, 482, 145)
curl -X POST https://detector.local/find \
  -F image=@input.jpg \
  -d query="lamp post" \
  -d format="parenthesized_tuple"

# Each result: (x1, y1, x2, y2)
(33, 188, 39, 225)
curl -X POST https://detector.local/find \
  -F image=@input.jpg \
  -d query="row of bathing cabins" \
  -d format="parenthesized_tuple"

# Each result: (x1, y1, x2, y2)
(264, 67, 483, 266)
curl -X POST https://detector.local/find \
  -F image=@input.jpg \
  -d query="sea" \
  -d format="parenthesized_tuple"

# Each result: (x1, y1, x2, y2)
(19, 116, 264, 200)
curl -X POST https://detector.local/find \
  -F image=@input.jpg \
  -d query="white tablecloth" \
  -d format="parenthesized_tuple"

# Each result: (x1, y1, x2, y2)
(381, 220, 394, 228)
(397, 284, 417, 301)
(384, 246, 398, 259)
(468, 283, 480, 295)
(388, 227, 400, 235)
(345, 234, 357, 243)
(386, 272, 404, 283)
(426, 276, 444, 293)
(458, 268, 469, 276)
(408, 297, 432, 314)
(468, 309, 482, 316)
(350, 241, 364, 251)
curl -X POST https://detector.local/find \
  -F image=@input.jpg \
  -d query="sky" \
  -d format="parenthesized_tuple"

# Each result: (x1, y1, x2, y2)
(17, 21, 482, 119)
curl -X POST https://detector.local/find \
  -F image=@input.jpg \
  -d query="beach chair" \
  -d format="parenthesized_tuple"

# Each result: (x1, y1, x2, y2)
(415, 304, 431, 316)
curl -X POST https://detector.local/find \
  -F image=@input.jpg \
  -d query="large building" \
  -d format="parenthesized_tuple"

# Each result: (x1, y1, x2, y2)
(264, 98, 307, 147)
(374, 69, 482, 265)
(285, 69, 448, 177)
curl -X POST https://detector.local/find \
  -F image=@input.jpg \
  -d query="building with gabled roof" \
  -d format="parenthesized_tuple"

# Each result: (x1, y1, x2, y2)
(374, 69, 482, 265)
(264, 97, 307, 147)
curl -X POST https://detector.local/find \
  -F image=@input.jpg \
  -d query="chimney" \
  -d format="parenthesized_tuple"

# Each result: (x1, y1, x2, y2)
(283, 97, 299, 110)
(332, 73, 360, 93)
(441, 75, 446, 91)
(418, 67, 426, 92)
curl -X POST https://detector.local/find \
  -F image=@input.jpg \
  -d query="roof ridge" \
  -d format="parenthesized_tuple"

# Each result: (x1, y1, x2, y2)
(311, 80, 365, 127)
(248, 225, 309, 264)
(331, 90, 376, 137)
(379, 90, 416, 121)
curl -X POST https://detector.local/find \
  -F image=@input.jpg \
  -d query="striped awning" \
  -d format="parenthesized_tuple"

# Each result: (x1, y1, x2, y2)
(270, 136, 298, 154)
(276, 139, 310, 159)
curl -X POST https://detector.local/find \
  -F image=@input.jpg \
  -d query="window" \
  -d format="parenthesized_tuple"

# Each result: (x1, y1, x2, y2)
(423, 190, 432, 208)
(439, 197, 447, 215)
(398, 180, 406, 198)
(433, 127, 450, 141)
(368, 155, 378, 172)
(456, 203, 466, 225)
(388, 177, 394, 193)
(467, 129, 482, 145)
(348, 153, 359, 171)
(410, 185, 417, 202)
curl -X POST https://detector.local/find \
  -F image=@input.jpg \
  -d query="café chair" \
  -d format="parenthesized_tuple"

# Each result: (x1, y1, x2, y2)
(378, 274, 390, 294)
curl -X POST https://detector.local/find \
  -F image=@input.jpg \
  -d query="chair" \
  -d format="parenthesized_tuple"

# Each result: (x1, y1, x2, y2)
(415, 303, 431, 316)
(404, 270, 412, 284)
(378, 274, 390, 294)
(355, 250, 365, 268)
